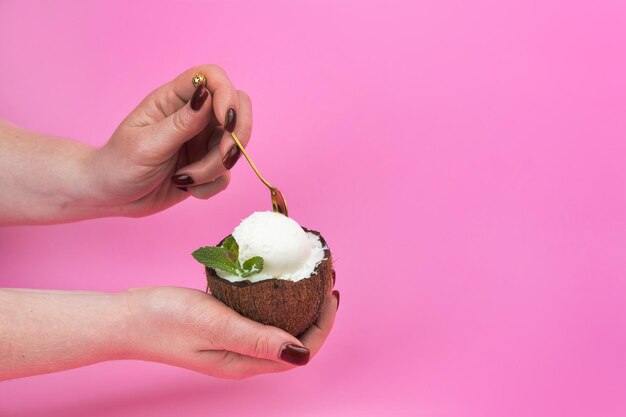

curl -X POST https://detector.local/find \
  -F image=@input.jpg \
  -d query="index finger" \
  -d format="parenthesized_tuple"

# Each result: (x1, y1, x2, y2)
(170, 65, 239, 129)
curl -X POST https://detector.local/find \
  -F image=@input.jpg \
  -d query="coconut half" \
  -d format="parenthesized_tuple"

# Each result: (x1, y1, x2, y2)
(205, 229, 333, 336)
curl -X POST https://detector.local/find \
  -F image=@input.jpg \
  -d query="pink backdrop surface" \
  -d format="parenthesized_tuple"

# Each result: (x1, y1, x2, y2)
(1, 1, 625, 416)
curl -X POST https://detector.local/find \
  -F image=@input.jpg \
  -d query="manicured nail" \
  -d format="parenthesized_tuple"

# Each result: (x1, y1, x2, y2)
(224, 108, 237, 132)
(280, 343, 310, 366)
(222, 145, 241, 170)
(332, 269, 336, 287)
(190, 85, 209, 111)
(332, 290, 340, 311)
(171, 174, 194, 186)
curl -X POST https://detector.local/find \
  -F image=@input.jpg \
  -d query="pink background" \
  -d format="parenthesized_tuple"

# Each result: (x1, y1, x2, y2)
(1, 0, 626, 416)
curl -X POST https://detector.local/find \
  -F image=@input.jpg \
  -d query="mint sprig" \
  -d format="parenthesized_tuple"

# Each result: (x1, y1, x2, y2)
(192, 236, 264, 278)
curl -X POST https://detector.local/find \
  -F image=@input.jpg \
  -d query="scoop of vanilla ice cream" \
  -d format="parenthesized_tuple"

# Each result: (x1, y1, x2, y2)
(216, 211, 325, 283)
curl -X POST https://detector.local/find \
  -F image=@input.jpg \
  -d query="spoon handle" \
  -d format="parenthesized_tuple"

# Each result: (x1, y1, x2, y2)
(229, 131, 272, 189)
(229, 132, 289, 216)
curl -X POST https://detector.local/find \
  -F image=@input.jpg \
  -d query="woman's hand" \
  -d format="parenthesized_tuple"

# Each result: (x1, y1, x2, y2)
(124, 286, 339, 380)
(0, 285, 339, 381)
(0, 65, 249, 225)
(89, 65, 251, 217)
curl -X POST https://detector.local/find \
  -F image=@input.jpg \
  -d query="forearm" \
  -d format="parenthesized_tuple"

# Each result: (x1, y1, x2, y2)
(0, 288, 133, 380)
(0, 120, 120, 225)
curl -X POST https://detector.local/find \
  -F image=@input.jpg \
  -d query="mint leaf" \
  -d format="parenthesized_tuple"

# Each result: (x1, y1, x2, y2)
(192, 246, 239, 275)
(221, 236, 239, 263)
(241, 256, 264, 277)
(193, 238, 265, 278)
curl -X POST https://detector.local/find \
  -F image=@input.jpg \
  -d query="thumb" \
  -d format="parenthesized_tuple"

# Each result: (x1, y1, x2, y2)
(148, 86, 213, 156)
(217, 308, 310, 366)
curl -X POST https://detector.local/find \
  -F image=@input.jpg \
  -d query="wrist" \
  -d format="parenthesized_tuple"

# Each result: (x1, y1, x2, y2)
(113, 288, 145, 360)
(118, 287, 194, 365)
(87, 290, 140, 362)
(65, 146, 125, 219)
(117, 287, 171, 362)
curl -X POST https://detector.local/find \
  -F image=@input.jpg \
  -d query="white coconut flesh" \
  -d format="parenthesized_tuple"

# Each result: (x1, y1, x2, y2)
(216, 211, 326, 283)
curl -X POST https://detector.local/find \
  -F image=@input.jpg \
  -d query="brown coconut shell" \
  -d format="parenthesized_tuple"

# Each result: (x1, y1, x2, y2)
(205, 228, 333, 336)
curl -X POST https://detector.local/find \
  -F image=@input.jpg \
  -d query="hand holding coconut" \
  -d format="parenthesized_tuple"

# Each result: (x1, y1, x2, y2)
(0, 286, 338, 380)
(123, 286, 338, 378)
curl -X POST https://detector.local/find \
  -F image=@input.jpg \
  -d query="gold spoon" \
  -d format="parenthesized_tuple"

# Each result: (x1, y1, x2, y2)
(192, 73, 288, 216)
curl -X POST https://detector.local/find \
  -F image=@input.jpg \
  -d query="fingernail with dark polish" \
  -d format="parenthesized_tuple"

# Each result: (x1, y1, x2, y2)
(332, 290, 340, 311)
(280, 343, 310, 366)
(224, 108, 237, 132)
(222, 146, 241, 170)
(177, 186, 188, 192)
(190, 85, 209, 111)
(171, 174, 195, 186)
